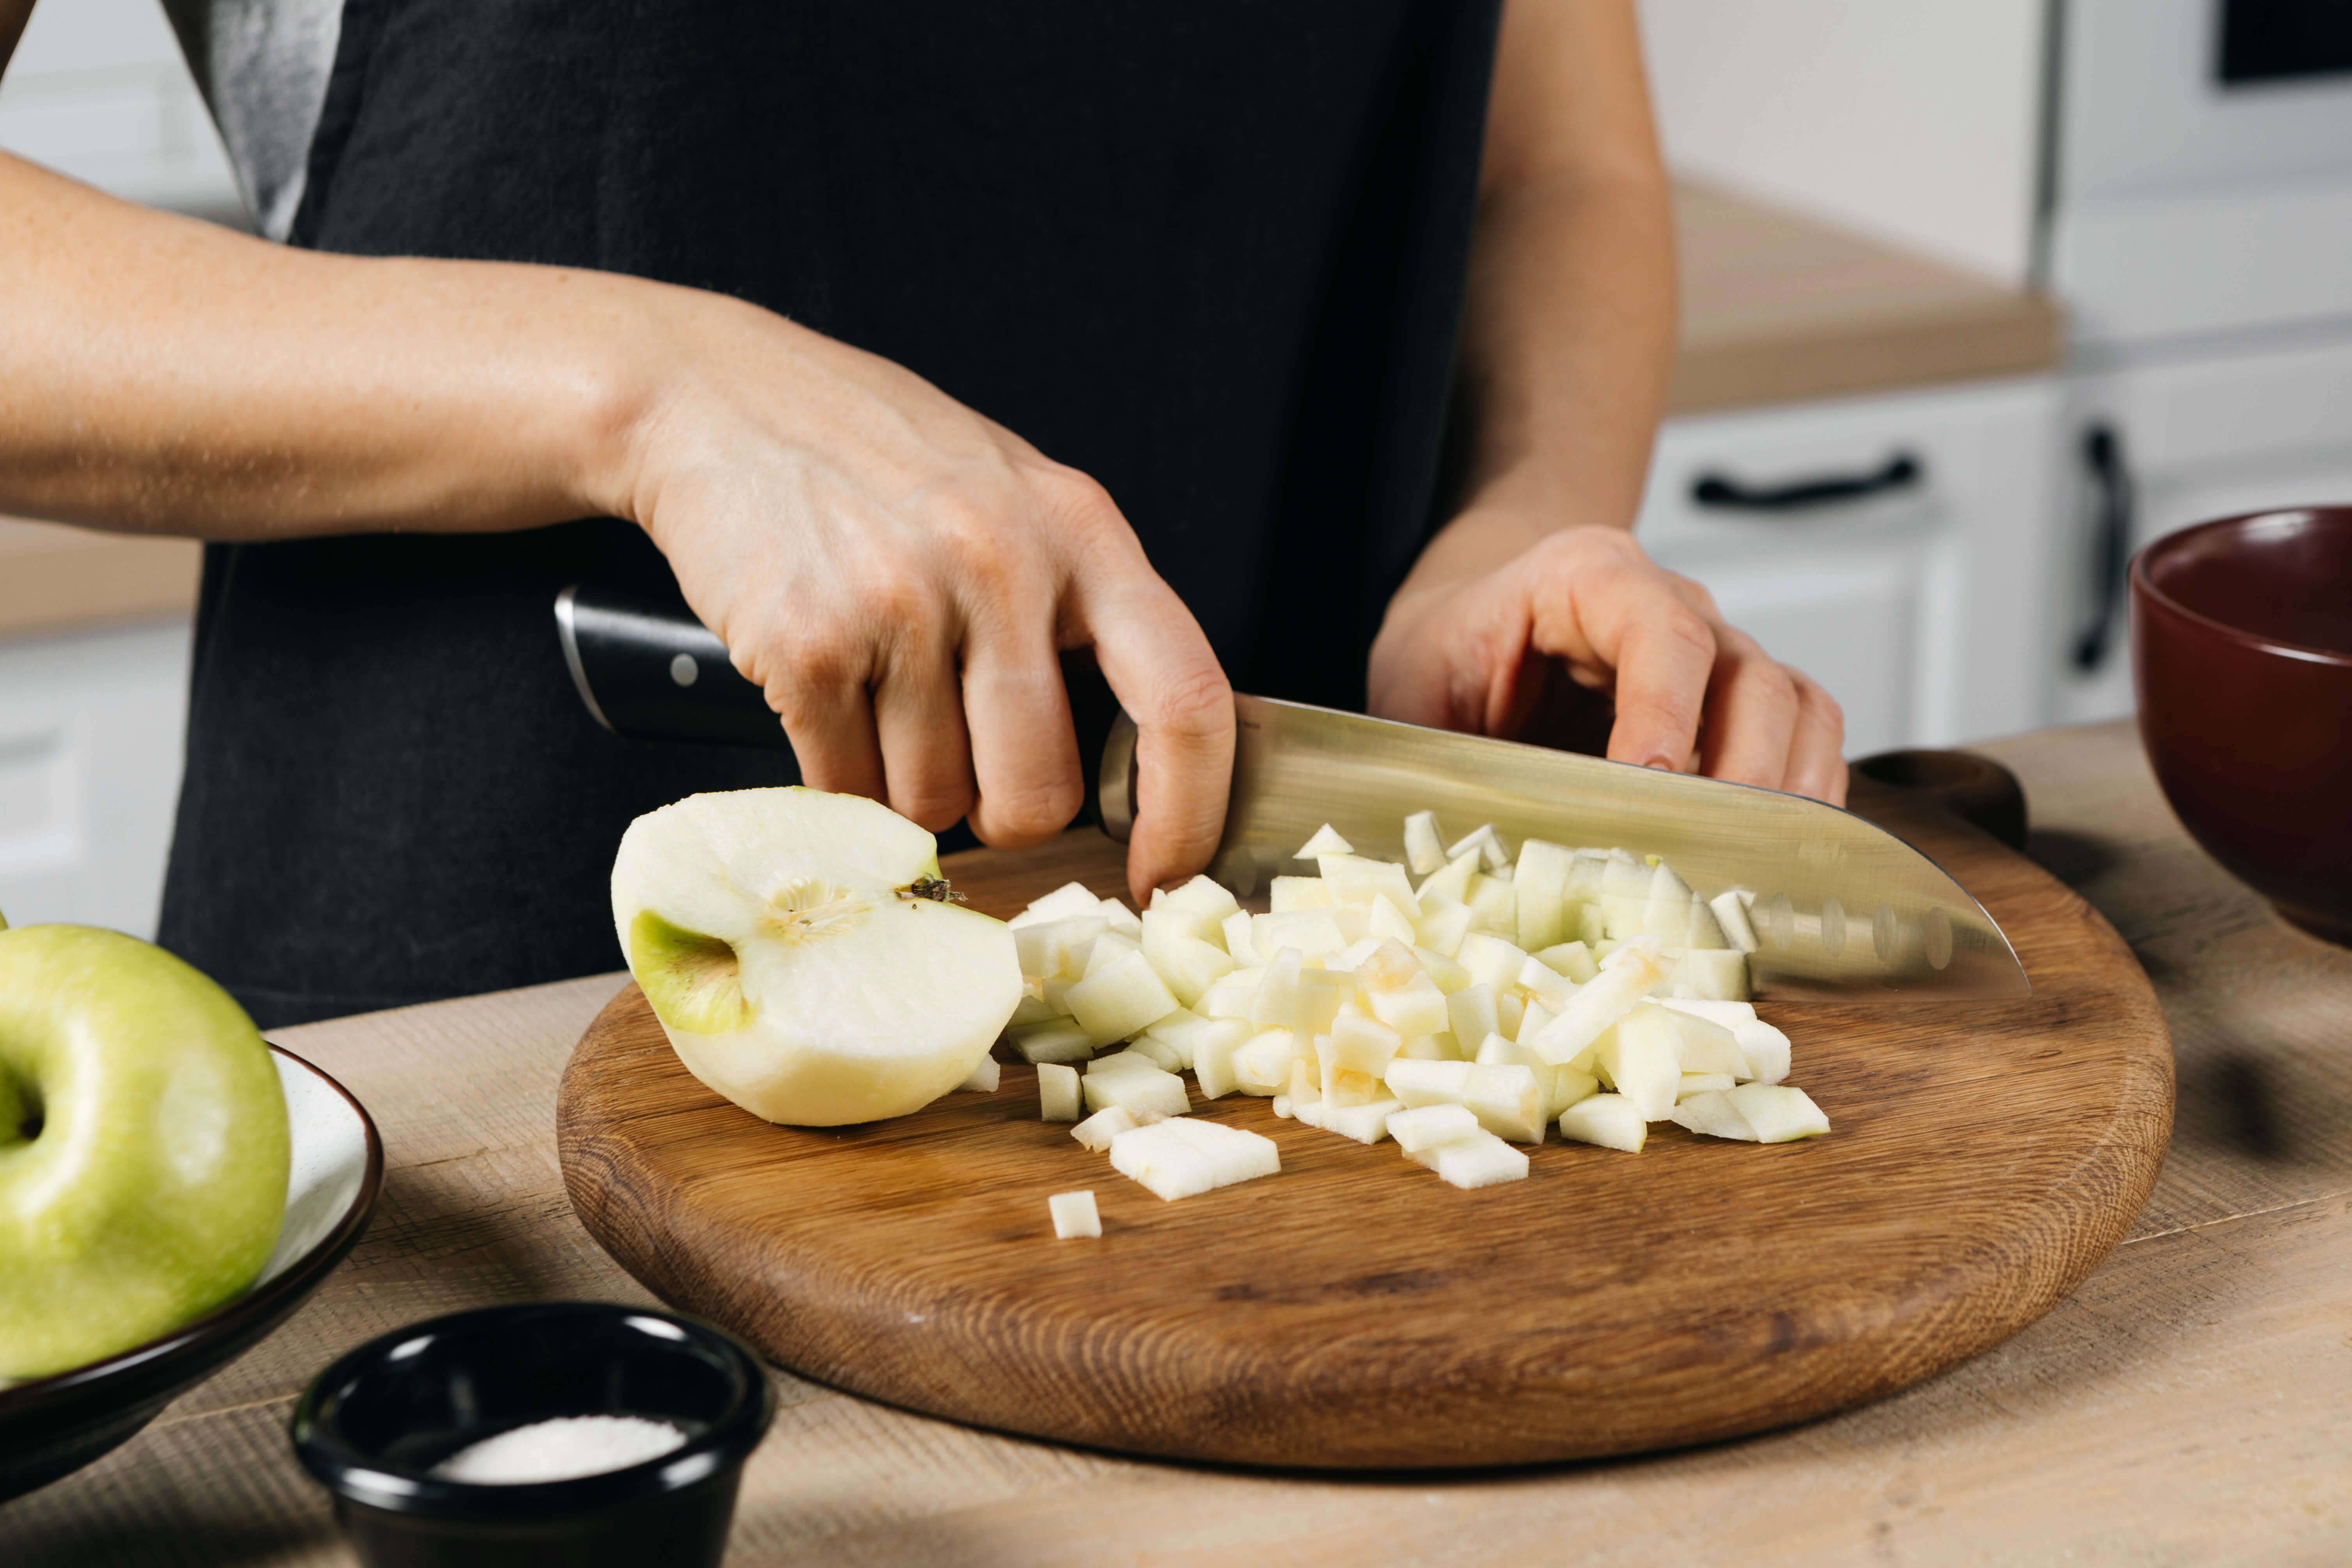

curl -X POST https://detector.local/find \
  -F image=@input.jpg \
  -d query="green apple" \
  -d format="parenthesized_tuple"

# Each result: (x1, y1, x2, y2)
(0, 922, 290, 1380)
(611, 787, 1023, 1126)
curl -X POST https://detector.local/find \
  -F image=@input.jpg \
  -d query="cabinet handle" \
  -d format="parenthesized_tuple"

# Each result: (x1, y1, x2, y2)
(1689, 452, 1923, 512)
(2070, 424, 2134, 672)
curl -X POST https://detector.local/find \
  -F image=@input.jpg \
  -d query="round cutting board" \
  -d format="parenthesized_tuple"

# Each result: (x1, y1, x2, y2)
(557, 779, 2172, 1469)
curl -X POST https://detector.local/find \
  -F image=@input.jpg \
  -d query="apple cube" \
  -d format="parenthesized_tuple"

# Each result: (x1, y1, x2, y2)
(958, 1055, 1001, 1092)
(1517, 954, 1578, 1009)
(1729, 1082, 1829, 1141)
(1417, 848, 1481, 906)
(1472, 1030, 1517, 1066)
(1412, 946, 1472, 993)
(1368, 971, 1449, 1037)
(1413, 898, 1473, 958)
(1124, 1036, 1185, 1072)
(1514, 838, 1575, 952)
(1160, 874, 1242, 926)
(1514, 1000, 1555, 1044)
(1048, 1190, 1101, 1238)
(1384, 1057, 1474, 1107)
(1136, 1007, 1209, 1069)
(1368, 895, 1420, 946)
(1386, 1102, 1480, 1152)
(1402, 810, 1447, 875)
(1408, 1128, 1529, 1189)
(1221, 910, 1264, 967)
(1527, 946, 1662, 1066)
(1143, 931, 1237, 1010)
(1109, 1117, 1279, 1201)
(1671, 949, 1751, 1002)
(1353, 938, 1424, 993)
(1445, 823, 1508, 871)
(1666, 1008, 1749, 1077)
(1710, 889, 1760, 954)
(1318, 854, 1423, 920)
(1545, 1064, 1601, 1118)
(1329, 1007, 1402, 1075)
(1230, 1028, 1296, 1096)
(1011, 882, 1114, 929)
(1065, 949, 1181, 1045)
(1594, 1003, 1683, 1120)
(1454, 932, 1527, 991)
(1446, 983, 1499, 1049)
(1533, 940, 1600, 983)
(1462, 1063, 1546, 1142)
(1196, 967, 1263, 1020)
(1735, 1019, 1792, 1084)
(1254, 910, 1347, 962)
(1248, 948, 1302, 1029)
(1037, 1062, 1082, 1121)
(1082, 1054, 1192, 1119)
(1009, 1019, 1096, 1064)
(1080, 930, 1140, 978)
(1013, 915, 1107, 982)
(1398, 1032, 1460, 1060)
(1291, 968, 1353, 1037)
(1270, 875, 1337, 912)
(1557, 1093, 1647, 1152)
(1464, 874, 1516, 936)
(1318, 1096, 1405, 1144)
(1141, 904, 1220, 951)
(1071, 1104, 1138, 1151)
(1294, 823, 1353, 858)
(1678, 1071, 1738, 1098)
(1667, 1089, 1757, 1141)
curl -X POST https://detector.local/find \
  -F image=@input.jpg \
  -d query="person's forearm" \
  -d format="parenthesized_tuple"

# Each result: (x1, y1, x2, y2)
(1403, 0, 1676, 594)
(0, 152, 662, 539)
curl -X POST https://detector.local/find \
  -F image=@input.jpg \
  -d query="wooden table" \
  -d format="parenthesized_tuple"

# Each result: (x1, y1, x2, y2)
(10, 722, 2348, 1564)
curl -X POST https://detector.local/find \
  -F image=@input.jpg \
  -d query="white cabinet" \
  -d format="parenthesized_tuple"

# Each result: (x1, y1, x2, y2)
(0, 618, 193, 939)
(2055, 334, 2352, 724)
(1636, 376, 2064, 756)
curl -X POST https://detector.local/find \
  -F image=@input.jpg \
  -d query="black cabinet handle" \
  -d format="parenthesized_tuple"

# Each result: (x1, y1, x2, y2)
(2071, 424, 2134, 672)
(1690, 452, 1923, 512)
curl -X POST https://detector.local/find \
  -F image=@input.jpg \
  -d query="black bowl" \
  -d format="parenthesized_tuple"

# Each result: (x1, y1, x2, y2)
(291, 1302, 775, 1568)
(0, 1044, 383, 1501)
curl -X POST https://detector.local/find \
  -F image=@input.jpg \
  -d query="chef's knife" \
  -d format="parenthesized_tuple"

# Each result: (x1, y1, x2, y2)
(557, 584, 2029, 1001)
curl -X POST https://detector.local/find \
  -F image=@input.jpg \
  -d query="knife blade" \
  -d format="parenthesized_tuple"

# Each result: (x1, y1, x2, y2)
(556, 585, 2027, 1000)
(1098, 695, 2029, 1002)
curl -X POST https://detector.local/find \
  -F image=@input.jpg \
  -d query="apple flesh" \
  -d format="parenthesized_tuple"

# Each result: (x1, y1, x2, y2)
(612, 787, 1022, 1126)
(0, 923, 290, 1380)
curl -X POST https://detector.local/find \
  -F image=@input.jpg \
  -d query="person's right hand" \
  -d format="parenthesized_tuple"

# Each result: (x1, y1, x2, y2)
(596, 287, 1234, 904)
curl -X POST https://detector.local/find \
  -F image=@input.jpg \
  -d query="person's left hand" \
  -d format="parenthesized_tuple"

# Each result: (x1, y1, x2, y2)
(1368, 514, 1847, 805)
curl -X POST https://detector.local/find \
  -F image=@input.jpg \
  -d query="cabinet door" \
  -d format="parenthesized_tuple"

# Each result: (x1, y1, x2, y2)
(0, 620, 192, 939)
(2057, 337, 2352, 724)
(1638, 377, 2061, 756)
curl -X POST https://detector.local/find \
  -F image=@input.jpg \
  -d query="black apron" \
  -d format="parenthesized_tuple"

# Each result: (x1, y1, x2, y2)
(158, 0, 1503, 1027)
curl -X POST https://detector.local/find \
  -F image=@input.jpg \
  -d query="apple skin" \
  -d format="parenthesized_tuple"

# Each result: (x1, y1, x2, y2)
(0, 925, 290, 1380)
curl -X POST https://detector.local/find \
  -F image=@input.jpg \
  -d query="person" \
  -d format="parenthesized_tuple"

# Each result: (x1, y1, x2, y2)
(0, 0, 1842, 1027)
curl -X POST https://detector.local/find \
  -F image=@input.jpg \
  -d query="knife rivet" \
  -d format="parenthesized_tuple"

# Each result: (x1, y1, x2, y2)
(1874, 903, 1900, 965)
(669, 653, 699, 688)
(1764, 893, 1793, 950)
(1820, 898, 1846, 958)
(1926, 908, 1954, 970)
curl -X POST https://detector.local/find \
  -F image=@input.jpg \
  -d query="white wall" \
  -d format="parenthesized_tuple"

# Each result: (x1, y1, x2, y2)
(1637, 0, 2046, 286)
(0, 0, 244, 218)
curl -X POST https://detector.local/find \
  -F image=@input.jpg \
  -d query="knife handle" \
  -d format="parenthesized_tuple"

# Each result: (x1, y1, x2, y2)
(555, 584, 788, 749)
(554, 585, 1132, 831)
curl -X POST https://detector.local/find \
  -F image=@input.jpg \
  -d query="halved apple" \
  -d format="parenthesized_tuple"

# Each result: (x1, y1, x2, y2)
(611, 788, 1021, 1126)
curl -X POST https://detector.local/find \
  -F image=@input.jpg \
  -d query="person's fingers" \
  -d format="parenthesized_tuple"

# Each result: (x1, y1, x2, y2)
(1782, 673, 1848, 805)
(871, 630, 976, 833)
(961, 629, 1084, 849)
(767, 657, 887, 802)
(1591, 594, 1717, 773)
(1074, 569, 1233, 904)
(1696, 624, 1800, 790)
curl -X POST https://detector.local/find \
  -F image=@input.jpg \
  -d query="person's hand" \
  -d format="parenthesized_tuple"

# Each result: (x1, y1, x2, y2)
(1368, 514, 1846, 804)
(601, 288, 1233, 901)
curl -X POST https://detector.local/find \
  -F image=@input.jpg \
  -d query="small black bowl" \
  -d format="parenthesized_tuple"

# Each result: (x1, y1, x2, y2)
(291, 1302, 773, 1568)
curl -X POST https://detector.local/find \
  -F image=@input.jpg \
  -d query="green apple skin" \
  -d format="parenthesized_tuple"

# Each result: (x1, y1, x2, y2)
(0, 925, 290, 1380)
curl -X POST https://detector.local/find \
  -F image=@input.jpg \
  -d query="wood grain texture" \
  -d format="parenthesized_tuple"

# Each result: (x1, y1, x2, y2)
(557, 779, 2172, 1469)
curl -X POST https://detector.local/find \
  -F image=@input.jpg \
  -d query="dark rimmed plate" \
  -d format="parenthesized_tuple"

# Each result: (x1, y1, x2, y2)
(0, 1043, 383, 1501)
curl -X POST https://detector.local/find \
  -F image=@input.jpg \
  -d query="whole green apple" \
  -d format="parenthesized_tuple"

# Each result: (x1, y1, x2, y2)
(0, 921, 290, 1380)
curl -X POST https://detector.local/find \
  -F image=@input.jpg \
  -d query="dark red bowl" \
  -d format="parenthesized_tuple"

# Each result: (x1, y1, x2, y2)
(2130, 506, 2352, 945)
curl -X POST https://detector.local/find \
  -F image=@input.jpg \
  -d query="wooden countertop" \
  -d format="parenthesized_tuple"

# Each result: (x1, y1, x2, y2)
(0, 188, 2058, 643)
(10, 720, 2345, 1566)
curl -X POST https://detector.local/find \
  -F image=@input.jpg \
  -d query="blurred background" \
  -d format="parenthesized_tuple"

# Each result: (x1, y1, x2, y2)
(5, 0, 2351, 938)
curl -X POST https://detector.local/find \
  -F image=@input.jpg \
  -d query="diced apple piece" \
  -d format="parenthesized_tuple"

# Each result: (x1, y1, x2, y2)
(1557, 1093, 1647, 1152)
(1445, 824, 1508, 871)
(1711, 890, 1760, 954)
(1290, 968, 1351, 1037)
(1386, 1102, 1480, 1152)
(958, 1055, 1001, 1092)
(1009, 1019, 1096, 1064)
(1065, 949, 1181, 1045)
(1517, 954, 1578, 1009)
(1593, 1003, 1683, 1120)
(1288, 1057, 1319, 1106)
(1270, 875, 1337, 912)
(1678, 1071, 1738, 1098)
(1013, 915, 1107, 983)
(1187, 1018, 1252, 1099)
(1672, 949, 1751, 1002)
(1640, 862, 1703, 949)
(1272, 1094, 1294, 1119)
(1294, 823, 1353, 859)
(1080, 929, 1140, 979)
(1398, 1032, 1460, 1060)
(1109, 1118, 1279, 1201)
(1196, 966, 1263, 1020)
(1534, 940, 1600, 983)
(1495, 989, 1525, 1039)
(1403, 810, 1447, 876)
(1734, 1019, 1791, 1085)
(1006, 988, 1062, 1029)
(1048, 1190, 1101, 1238)
(1384, 1057, 1473, 1107)
(1318, 1097, 1404, 1144)
(1230, 1028, 1296, 1096)
(1161, 874, 1242, 927)
(1038, 1062, 1082, 1121)
(1082, 1056, 1191, 1120)
(1368, 971, 1449, 1037)
(1454, 933, 1527, 991)
(1143, 931, 1238, 1010)
(1412, 898, 1473, 958)
(1140, 903, 1220, 951)
(1352, 939, 1423, 993)
(1464, 874, 1516, 937)
(1330, 936, 1384, 972)
(1665, 1007, 1749, 1077)
(1446, 983, 1500, 1050)
(1412, 946, 1472, 993)
(1668, 1089, 1758, 1141)
(1516, 1000, 1556, 1046)
(1416, 848, 1481, 906)
(1368, 895, 1419, 946)
(1462, 1062, 1547, 1142)
(1514, 838, 1575, 953)
(1254, 910, 1347, 962)
(1248, 948, 1302, 1029)
(1317, 855, 1423, 920)
(1660, 997, 1754, 1027)
(1729, 1082, 1829, 1141)
(1408, 1128, 1530, 1188)
(1124, 1035, 1184, 1072)
(1071, 1104, 1138, 1151)
(1220, 910, 1264, 967)
(1545, 1064, 1600, 1118)
(1011, 883, 1114, 929)
(1136, 1007, 1209, 1068)
(1329, 1007, 1403, 1076)
(1526, 947, 1662, 1066)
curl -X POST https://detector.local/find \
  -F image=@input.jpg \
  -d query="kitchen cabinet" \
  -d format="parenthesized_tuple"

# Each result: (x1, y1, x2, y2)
(0, 618, 192, 940)
(2056, 332, 2352, 724)
(1637, 375, 2065, 756)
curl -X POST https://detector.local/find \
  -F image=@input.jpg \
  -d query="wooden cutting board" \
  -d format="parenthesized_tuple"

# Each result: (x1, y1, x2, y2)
(557, 775, 2172, 1469)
